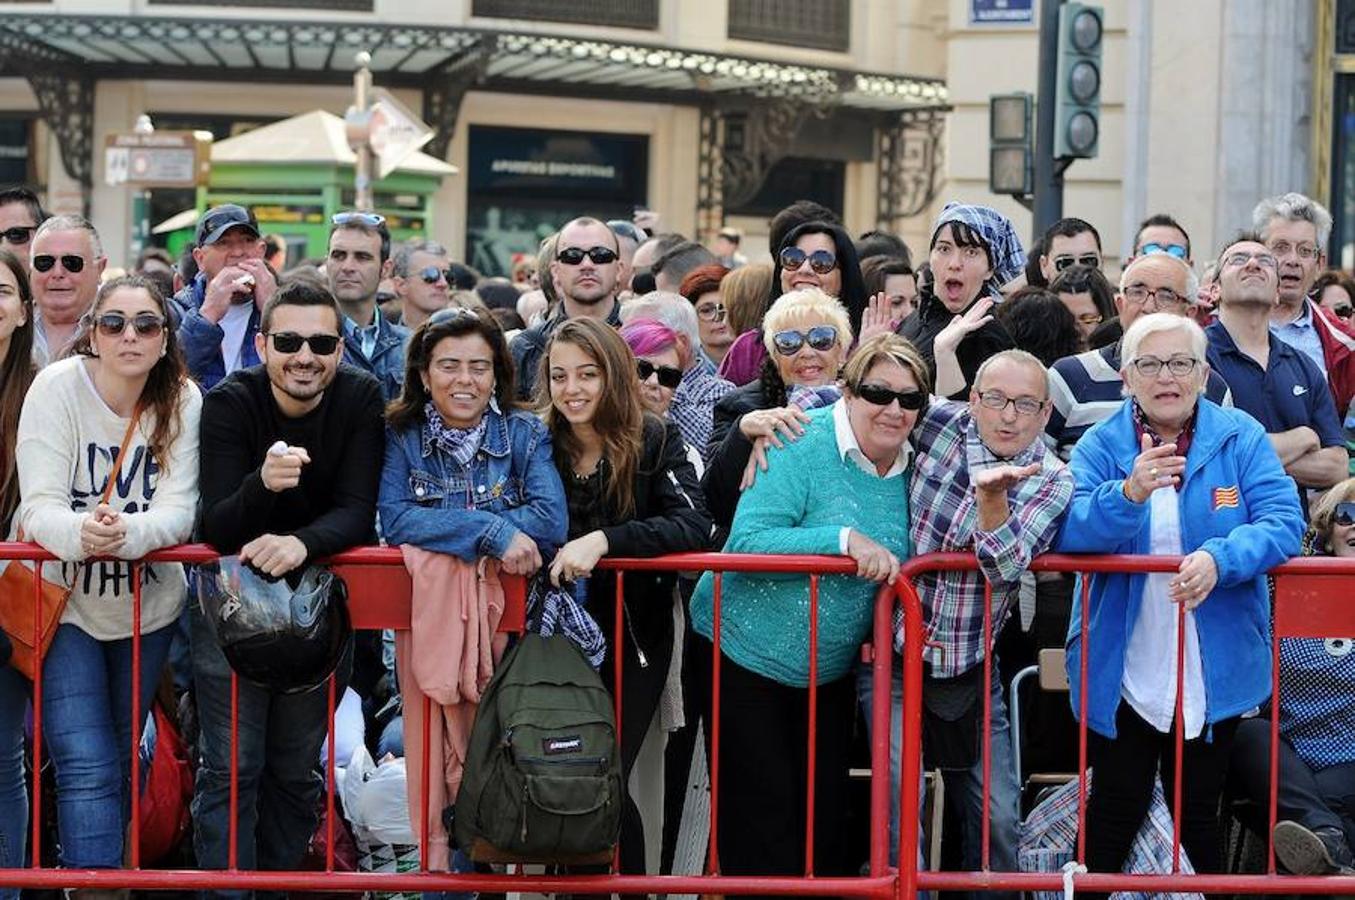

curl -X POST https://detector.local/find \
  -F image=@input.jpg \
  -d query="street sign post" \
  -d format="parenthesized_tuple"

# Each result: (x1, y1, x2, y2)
(103, 130, 211, 188)
(344, 51, 437, 209)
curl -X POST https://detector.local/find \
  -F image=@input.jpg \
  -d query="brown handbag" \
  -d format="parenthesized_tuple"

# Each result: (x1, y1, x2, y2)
(0, 407, 143, 679)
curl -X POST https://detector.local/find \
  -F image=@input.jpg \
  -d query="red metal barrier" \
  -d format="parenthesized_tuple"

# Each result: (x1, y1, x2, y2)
(901, 552, 1355, 899)
(0, 543, 908, 898)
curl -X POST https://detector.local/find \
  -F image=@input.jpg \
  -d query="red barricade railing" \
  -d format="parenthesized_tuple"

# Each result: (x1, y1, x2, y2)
(902, 552, 1355, 898)
(0, 543, 909, 898)
(4, 543, 1354, 897)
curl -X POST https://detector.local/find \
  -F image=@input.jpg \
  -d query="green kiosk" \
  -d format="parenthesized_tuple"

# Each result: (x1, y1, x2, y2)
(155, 109, 456, 266)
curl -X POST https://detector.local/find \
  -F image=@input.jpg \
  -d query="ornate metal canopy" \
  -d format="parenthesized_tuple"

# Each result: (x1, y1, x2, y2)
(0, 13, 950, 224)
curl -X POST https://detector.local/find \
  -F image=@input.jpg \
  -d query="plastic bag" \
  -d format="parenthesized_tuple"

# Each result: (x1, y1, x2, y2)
(342, 743, 417, 847)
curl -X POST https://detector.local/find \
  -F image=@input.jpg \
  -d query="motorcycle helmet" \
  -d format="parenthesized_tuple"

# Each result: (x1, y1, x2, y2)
(198, 557, 351, 694)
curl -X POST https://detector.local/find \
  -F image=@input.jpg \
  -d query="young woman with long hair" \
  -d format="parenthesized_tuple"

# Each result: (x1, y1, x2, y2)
(13, 273, 201, 874)
(537, 317, 710, 874)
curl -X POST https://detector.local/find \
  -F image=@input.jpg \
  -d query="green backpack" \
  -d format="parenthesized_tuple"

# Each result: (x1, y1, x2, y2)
(454, 633, 622, 864)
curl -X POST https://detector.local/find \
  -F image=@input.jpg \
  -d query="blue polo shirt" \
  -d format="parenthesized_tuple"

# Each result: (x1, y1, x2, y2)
(1204, 320, 1344, 448)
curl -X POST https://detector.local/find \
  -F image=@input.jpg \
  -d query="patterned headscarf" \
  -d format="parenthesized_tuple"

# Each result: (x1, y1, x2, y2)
(931, 202, 1028, 288)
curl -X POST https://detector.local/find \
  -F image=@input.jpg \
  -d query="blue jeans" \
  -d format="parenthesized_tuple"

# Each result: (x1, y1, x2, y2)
(858, 654, 1020, 900)
(0, 665, 28, 900)
(41, 622, 174, 868)
(189, 603, 350, 900)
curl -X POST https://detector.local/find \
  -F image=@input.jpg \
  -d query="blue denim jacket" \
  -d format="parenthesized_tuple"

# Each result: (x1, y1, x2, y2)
(343, 314, 410, 403)
(378, 405, 567, 561)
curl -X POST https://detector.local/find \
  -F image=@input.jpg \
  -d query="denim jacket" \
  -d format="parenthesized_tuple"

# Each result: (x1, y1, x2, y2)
(174, 275, 262, 389)
(343, 314, 410, 403)
(378, 405, 567, 561)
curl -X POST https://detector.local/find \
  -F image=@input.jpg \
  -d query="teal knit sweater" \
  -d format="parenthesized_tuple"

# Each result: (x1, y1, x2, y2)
(690, 405, 911, 686)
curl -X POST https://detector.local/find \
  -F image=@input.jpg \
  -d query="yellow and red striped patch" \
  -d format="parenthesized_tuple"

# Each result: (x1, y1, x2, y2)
(1213, 486, 1240, 510)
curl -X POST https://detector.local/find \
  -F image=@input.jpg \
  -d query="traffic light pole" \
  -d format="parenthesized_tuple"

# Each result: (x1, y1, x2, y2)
(1033, 0, 1064, 240)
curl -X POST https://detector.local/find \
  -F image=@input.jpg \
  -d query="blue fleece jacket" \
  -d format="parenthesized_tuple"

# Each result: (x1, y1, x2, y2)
(1058, 398, 1304, 739)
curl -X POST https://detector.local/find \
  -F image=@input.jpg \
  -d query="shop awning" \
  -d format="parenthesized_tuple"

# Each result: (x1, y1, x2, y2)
(0, 13, 948, 113)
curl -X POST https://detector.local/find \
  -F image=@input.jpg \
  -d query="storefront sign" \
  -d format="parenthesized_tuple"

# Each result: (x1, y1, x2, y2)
(104, 131, 211, 188)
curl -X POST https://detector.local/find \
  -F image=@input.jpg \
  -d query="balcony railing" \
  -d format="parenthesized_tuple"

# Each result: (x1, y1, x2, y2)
(727, 0, 850, 52)
(472, 0, 659, 30)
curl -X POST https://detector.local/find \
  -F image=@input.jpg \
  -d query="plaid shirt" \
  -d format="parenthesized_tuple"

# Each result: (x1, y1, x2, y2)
(670, 365, 734, 465)
(896, 400, 1073, 675)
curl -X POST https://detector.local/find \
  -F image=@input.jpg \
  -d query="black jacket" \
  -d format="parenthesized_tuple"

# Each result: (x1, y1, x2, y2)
(701, 379, 777, 533)
(509, 300, 623, 402)
(575, 416, 711, 655)
(898, 286, 1014, 400)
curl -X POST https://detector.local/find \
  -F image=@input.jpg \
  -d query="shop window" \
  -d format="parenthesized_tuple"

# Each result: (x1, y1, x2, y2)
(472, 0, 659, 29)
(726, 156, 845, 220)
(727, 0, 850, 52)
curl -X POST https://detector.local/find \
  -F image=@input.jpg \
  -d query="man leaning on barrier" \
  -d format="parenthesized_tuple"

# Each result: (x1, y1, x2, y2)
(193, 280, 385, 897)
(868, 348, 1073, 894)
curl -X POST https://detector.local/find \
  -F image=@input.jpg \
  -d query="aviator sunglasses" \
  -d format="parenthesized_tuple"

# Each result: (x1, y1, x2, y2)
(778, 246, 837, 275)
(94, 312, 165, 339)
(33, 254, 86, 274)
(772, 325, 839, 356)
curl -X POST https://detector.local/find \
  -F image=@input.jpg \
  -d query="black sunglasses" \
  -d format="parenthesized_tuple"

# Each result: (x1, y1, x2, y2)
(637, 359, 682, 389)
(855, 383, 927, 410)
(417, 265, 446, 285)
(33, 254, 86, 274)
(268, 332, 341, 355)
(772, 325, 838, 356)
(779, 247, 837, 275)
(1335, 501, 1355, 527)
(556, 246, 618, 266)
(1053, 253, 1101, 272)
(1333, 305, 1354, 320)
(0, 226, 36, 245)
(94, 312, 165, 339)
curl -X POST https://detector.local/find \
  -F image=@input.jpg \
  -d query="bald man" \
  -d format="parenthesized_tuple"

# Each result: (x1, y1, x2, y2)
(1045, 253, 1233, 460)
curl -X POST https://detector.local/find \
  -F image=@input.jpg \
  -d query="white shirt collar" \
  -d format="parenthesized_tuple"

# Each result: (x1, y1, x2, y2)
(832, 399, 911, 478)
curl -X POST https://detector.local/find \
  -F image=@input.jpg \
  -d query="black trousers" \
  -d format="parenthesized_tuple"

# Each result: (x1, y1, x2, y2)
(1228, 716, 1355, 844)
(1084, 703, 1239, 897)
(693, 635, 856, 892)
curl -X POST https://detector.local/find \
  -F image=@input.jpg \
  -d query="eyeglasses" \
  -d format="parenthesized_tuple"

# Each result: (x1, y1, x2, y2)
(977, 390, 1046, 416)
(1222, 251, 1279, 270)
(94, 312, 165, 339)
(1139, 242, 1188, 259)
(33, 254, 86, 274)
(1129, 355, 1199, 378)
(331, 212, 385, 227)
(556, 246, 618, 266)
(771, 325, 838, 356)
(1333, 305, 1354, 320)
(779, 247, 837, 274)
(428, 306, 480, 327)
(417, 265, 446, 285)
(268, 332, 341, 355)
(1075, 312, 1104, 327)
(1334, 501, 1355, 527)
(1053, 253, 1101, 272)
(695, 302, 726, 323)
(855, 383, 927, 410)
(1121, 284, 1185, 308)
(0, 226, 36, 246)
(636, 359, 683, 389)
(1267, 241, 1320, 261)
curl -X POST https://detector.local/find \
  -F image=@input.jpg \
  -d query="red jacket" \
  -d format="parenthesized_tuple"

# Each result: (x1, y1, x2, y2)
(1311, 298, 1355, 417)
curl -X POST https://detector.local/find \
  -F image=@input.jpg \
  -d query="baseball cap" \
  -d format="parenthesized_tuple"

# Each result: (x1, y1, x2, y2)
(196, 204, 260, 246)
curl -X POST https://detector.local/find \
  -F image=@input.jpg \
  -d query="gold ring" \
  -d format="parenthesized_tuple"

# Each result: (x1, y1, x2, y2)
(1150, 466, 1159, 478)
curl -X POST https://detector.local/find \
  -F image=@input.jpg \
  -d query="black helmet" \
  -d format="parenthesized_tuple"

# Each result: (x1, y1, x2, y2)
(198, 557, 351, 694)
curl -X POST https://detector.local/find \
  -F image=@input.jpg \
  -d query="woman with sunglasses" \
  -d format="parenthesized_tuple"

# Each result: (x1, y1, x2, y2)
(1312, 270, 1355, 323)
(717, 221, 871, 387)
(0, 249, 35, 895)
(538, 317, 710, 874)
(1226, 478, 1355, 876)
(13, 273, 201, 874)
(620, 319, 695, 450)
(900, 203, 1019, 399)
(1057, 312, 1303, 893)
(704, 288, 852, 531)
(689, 332, 925, 881)
(378, 305, 566, 873)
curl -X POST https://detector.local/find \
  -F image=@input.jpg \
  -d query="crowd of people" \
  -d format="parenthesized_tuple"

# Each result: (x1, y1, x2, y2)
(0, 178, 1353, 898)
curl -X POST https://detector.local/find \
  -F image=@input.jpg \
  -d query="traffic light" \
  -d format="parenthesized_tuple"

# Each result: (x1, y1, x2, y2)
(1053, 3, 1103, 159)
(989, 93, 1033, 196)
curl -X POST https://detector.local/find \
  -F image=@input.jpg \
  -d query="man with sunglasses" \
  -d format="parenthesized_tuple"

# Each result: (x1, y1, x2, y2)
(1253, 192, 1355, 425)
(905, 349, 1074, 899)
(510, 216, 622, 400)
(196, 280, 384, 896)
(1129, 213, 1193, 266)
(389, 238, 451, 328)
(29, 214, 107, 368)
(327, 210, 409, 402)
(1037, 217, 1103, 285)
(175, 204, 278, 389)
(0, 185, 46, 273)
(1205, 233, 1346, 499)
